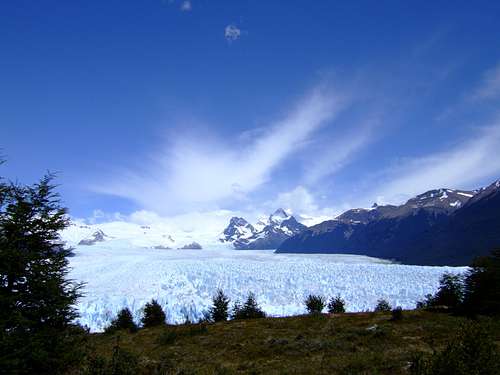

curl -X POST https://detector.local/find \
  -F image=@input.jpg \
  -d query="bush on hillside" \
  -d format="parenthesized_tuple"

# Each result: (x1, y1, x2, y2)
(391, 307, 403, 321)
(374, 299, 391, 312)
(416, 273, 464, 311)
(105, 308, 138, 333)
(305, 294, 326, 314)
(327, 295, 346, 314)
(461, 249, 500, 316)
(141, 299, 166, 328)
(232, 292, 266, 320)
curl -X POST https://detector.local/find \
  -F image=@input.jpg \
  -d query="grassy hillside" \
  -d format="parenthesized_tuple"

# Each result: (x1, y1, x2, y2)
(83, 311, 500, 374)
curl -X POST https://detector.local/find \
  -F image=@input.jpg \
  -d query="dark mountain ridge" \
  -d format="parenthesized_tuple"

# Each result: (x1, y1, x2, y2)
(276, 182, 500, 266)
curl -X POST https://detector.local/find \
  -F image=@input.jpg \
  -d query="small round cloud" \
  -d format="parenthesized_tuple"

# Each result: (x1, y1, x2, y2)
(180, 0, 192, 12)
(225, 24, 241, 42)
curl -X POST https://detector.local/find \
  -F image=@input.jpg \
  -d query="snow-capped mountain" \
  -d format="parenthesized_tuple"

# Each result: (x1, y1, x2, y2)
(78, 229, 109, 245)
(335, 188, 476, 225)
(219, 217, 255, 243)
(277, 179, 500, 266)
(220, 208, 307, 249)
(403, 188, 475, 210)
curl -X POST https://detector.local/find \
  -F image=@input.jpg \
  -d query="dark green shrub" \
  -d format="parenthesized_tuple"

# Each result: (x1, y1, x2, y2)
(327, 295, 346, 314)
(391, 307, 403, 321)
(416, 273, 465, 312)
(141, 299, 166, 328)
(232, 292, 266, 320)
(462, 249, 500, 316)
(304, 294, 326, 314)
(209, 289, 230, 322)
(374, 299, 391, 312)
(432, 273, 464, 309)
(410, 322, 500, 375)
(231, 300, 242, 319)
(416, 294, 433, 309)
(105, 308, 138, 334)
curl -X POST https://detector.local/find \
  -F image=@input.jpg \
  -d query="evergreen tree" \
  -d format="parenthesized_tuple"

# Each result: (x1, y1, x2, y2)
(304, 294, 326, 314)
(327, 295, 346, 314)
(431, 273, 464, 310)
(209, 289, 230, 322)
(141, 299, 166, 328)
(232, 292, 266, 320)
(231, 300, 242, 320)
(374, 299, 392, 312)
(106, 308, 138, 333)
(462, 249, 500, 316)
(0, 173, 84, 374)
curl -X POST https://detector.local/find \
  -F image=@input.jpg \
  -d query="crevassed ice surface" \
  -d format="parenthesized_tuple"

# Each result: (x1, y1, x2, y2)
(69, 243, 468, 332)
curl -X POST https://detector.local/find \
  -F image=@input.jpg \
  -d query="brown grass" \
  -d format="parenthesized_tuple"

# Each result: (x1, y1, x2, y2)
(86, 310, 500, 374)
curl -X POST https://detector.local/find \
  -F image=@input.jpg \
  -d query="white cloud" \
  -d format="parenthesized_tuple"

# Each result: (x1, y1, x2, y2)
(224, 24, 241, 42)
(470, 62, 500, 101)
(265, 186, 341, 226)
(304, 123, 375, 184)
(92, 88, 345, 214)
(274, 186, 318, 214)
(180, 0, 192, 11)
(373, 123, 500, 204)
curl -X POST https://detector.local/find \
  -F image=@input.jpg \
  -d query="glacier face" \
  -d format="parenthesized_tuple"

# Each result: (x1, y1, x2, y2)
(69, 244, 467, 332)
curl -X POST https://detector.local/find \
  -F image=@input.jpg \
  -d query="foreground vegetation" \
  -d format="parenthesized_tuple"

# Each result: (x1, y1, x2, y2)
(80, 310, 500, 375)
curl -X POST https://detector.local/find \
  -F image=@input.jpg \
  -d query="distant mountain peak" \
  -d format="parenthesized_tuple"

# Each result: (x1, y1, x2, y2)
(404, 188, 475, 211)
(229, 216, 250, 226)
(220, 209, 306, 249)
(78, 229, 109, 246)
(219, 216, 255, 243)
(269, 208, 290, 224)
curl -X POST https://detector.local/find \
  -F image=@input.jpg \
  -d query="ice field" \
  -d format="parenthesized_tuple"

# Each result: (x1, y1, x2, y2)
(69, 243, 468, 332)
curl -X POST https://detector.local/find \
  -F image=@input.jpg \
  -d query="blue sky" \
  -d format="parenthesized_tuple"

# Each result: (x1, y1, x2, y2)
(2, 0, 500, 222)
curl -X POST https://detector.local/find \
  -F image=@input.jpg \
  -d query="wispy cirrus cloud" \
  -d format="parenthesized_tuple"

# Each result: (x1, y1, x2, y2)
(92, 88, 347, 214)
(372, 123, 500, 205)
(470, 62, 500, 101)
(303, 122, 375, 185)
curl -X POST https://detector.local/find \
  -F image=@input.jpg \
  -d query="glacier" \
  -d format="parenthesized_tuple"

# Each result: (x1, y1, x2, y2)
(68, 243, 467, 332)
